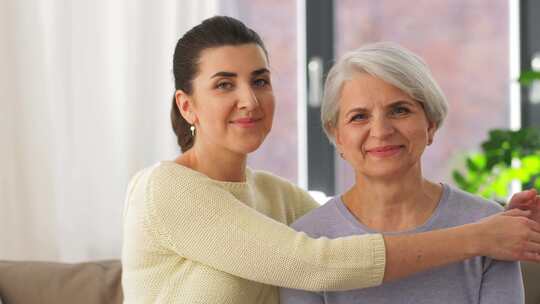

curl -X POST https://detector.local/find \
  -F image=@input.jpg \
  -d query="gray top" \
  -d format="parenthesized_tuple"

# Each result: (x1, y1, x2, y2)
(280, 184, 524, 304)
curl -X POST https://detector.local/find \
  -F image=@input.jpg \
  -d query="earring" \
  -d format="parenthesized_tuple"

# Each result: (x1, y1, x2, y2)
(339, 152, 344, 159)
(190, 125, 195, 137)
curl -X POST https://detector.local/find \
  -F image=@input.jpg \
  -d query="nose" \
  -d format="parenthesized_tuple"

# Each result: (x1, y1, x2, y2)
(370, 115, 394, 139)
(237, 85, 259, 110)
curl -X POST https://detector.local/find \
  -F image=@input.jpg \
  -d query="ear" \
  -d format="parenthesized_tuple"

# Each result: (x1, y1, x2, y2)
(427, 120, 437, 146)
(175, 90, 198, 125)
(329, 122, 345, 156)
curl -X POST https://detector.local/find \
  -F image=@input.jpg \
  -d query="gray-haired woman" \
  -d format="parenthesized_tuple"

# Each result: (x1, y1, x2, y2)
(281, 42, 534, 303)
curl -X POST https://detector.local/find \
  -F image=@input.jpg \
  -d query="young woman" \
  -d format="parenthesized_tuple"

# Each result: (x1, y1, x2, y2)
(121, 16, 540, 304)
(280, 42, 527, 304)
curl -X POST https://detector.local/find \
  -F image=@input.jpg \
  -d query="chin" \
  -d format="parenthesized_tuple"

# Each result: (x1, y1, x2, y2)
(359, 165, 406, 178)
(241, 133, 268, 152)
(234, 140, 265, 155)
(366, 163, 421, 179)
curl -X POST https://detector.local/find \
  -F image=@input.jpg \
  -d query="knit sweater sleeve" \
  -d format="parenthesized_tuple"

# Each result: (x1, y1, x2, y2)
(142, 164, 386, 292)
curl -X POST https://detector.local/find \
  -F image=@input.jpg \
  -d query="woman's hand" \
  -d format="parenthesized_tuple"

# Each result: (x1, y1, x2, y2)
(474, 208, 540, 262)
(506, 189, 540, 224)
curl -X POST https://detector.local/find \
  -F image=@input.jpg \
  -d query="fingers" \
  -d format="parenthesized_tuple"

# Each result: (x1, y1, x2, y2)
(502, 208, 531, 217)
(485, 208, 540, 262)
(518, 228, 540, 262)
(528, 224, 540, 239)
(532, 195, 540, 212)
(525, 241, 540, 254)
(521, 252, 540, 263)
(507, 189, 538, 210)
(522, 223, 540, 262)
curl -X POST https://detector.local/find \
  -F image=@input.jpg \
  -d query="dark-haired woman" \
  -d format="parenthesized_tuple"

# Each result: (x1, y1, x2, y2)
(121, 16, 540, 304)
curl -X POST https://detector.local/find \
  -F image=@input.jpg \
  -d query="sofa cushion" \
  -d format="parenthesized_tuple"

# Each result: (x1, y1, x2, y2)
(0, 260, 122, 304)
(522, 261, 540, 304)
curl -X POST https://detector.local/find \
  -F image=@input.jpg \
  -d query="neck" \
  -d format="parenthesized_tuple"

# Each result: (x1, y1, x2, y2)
(175, 141, 247, 182)
(343, 167, 442, 232)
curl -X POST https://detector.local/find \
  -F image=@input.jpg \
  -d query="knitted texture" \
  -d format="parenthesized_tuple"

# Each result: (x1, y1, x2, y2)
(121, 161, 386, 303)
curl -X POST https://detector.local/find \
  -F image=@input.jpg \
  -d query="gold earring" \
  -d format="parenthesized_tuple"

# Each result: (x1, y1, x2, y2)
(190, 125, 195, 137)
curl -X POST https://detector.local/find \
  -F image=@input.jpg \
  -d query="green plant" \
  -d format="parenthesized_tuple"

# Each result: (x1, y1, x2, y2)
(518, 70, 540, 86)
(452, 128, 540, 204)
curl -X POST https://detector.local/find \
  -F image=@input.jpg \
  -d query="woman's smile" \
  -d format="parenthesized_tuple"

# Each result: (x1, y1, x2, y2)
(365, 145, 404, 158)
(230, 117, 263, 128)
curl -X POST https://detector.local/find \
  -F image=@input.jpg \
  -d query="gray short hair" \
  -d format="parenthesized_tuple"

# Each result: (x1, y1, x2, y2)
(321, 42, 448, 144)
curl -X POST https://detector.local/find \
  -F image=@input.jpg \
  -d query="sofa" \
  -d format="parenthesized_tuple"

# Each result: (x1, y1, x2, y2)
(0, 260, 122, 304)
(522, 261, 540, 304)
(0, 260, 539, 303)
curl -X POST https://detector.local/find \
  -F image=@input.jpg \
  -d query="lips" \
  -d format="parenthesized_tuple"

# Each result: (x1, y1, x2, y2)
(367, 145, 402, 152)
(366, 145, 403, 157)
(230, 117, 262, 128)
(233, 117, 258, 123)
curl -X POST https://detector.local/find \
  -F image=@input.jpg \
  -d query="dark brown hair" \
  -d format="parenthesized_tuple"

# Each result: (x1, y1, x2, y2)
(170, 16, 268, 152)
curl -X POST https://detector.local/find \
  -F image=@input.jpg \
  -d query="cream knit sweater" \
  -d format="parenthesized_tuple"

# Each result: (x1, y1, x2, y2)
(121, 161, 386, 303)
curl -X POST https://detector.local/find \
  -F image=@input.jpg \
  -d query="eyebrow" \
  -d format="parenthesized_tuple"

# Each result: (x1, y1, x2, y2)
(389, 100, 415, 107)
(344, 100, 415, 116)
(210, 68, 270, 79)
(252, 68, 270, 77)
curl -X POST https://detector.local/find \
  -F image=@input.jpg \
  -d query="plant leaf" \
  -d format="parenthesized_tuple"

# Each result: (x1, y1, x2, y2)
(518, 70, 540, 86)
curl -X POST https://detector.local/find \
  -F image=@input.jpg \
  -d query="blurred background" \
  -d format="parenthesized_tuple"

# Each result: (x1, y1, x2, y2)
(1, 0, 539, 262)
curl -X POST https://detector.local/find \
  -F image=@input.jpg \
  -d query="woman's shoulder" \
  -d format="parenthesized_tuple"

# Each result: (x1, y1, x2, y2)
(249, 169, 311, 197)
(249, 169, 296, 188)
(443, 184, 504, 218)
(290, 196, 341, 232)
(151, 160, 207, 179)
(128, 161, 213, 195)
(249, 169, 320, 214)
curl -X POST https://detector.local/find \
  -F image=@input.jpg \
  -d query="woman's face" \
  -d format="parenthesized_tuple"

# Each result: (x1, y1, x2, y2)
(333, 73, 436, 179)
(182, 44, 275, 156)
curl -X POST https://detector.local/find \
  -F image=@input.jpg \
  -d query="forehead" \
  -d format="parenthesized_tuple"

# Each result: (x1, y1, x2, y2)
(196, 44, 269, 76)
(340, 73, 412, 108)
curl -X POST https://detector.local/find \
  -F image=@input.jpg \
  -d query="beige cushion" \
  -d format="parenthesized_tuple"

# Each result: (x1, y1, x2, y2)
(0, 260, 122, 304)
(522, 261, 540, 304)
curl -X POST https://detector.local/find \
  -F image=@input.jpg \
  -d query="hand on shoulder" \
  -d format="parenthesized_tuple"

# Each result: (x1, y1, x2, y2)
(506, 189, 540, 224)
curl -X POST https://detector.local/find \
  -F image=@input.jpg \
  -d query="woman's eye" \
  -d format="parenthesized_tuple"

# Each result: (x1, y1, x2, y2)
(391, 106, 410, 116)
(253, 78, 269, 88)
(216, 82, 233, 90)
(350, 113, 367, 122)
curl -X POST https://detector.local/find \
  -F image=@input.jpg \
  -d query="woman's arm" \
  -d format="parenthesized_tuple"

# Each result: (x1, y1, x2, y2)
(144, 166, 384, 291)
(383, 208, 540, 282)
(141, 166, 540, 291)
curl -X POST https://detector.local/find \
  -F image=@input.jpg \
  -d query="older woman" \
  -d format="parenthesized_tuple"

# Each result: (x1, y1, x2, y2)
(280, 42, 527, 303)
